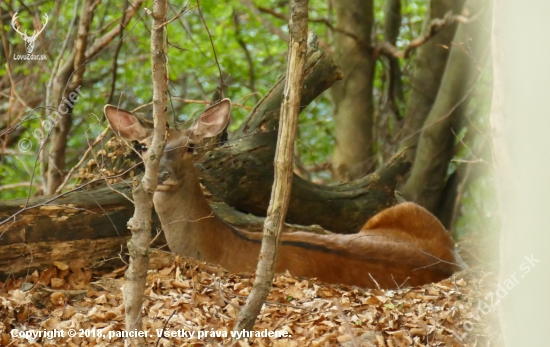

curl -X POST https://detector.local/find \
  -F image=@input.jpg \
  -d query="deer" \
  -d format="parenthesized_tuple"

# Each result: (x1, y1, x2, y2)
(104, 99, 465, 289)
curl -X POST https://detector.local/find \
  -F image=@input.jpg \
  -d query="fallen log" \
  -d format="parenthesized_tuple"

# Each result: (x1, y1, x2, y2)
(0, 48, 411, 278)
(198, 50, 411, 233)
(0, 185, 329, 279)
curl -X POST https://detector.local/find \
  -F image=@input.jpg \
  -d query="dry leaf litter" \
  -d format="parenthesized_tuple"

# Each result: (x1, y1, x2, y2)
(1, 248, 500, 347)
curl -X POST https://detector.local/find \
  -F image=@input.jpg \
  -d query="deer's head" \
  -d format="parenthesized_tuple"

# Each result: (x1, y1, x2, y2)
(104, 99, 231, 191)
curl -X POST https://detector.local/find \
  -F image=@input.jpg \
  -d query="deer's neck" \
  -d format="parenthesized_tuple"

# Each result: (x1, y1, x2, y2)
(153, 163, 228, 262)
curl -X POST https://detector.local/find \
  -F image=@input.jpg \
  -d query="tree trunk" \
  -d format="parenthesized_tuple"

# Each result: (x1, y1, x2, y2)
(123, 0, 168, 340)
(330, 0, 376, 181)
(46, 0, 95, 194)
(402, 0, 490, 213)
(200, 50, 409, 234)
(234, 0, 309, 333)
(43, 0, 145, 194)
(383, 0, 403, 105)
(200, 138, 409, 234)
(400, 0, 466, 157)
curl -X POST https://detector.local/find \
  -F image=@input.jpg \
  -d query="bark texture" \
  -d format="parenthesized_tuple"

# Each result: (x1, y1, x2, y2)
(44, 0, 145, 194)
(330, 0, 376, 181)
(46, 0, 95, 194)
(123, 0, 168, 340)
(200, 138, 409, 234)
(401, 0, 466, 157)
(200, 50, 409, 234)
(0, 185, 329, 279)
(234, 0, 309, 333)
(383, 0, 403, 105)
(402, 0, 491, 213)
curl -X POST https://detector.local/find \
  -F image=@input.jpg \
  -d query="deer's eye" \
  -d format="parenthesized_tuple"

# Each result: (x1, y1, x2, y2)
(135, 143, 148, 152)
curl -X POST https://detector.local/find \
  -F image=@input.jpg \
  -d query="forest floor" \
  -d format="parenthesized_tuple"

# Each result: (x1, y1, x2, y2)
(1, 237, 501, 347)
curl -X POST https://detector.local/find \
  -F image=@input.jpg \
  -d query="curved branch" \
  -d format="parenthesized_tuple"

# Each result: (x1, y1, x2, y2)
(377, 12, 470, 59)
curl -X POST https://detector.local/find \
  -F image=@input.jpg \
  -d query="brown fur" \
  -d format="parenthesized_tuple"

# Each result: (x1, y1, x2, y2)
(104, 100, 464, 289)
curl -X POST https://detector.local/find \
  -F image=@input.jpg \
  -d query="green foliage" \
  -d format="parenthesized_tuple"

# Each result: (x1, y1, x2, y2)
(0, 0, 493, 241)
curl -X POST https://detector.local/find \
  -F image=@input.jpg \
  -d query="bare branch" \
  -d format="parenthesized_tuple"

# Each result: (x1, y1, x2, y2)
(55, 126, 111, 194)
(255, 5, 368, 47)
(240, 0, 289, 42)
(197, 0, 224, 96)
(123, 0, 168, 341)
(233, 0, 309, 334)
(107, 0, 129, 104)
(155, 4, 188, 30)
(233, 10, 258, 100)
(0, 182, 39, 192)
(85, 0, 145, 60)
(378, 12, 470, 59)
(131, 98, 252, 113)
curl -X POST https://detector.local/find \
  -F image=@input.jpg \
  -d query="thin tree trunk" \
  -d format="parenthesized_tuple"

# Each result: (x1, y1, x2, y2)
(330, 0, 375, 181)
(233, 0, 309, 334)
(384, 0, 403, 104)
(44, 0, 145, 195)
(401, 0, 466, 157)
(402, 0, 491, 213)
(377, 0, 403, 161)
(123, 1, 167, 344)
(45, 0, 95, 194)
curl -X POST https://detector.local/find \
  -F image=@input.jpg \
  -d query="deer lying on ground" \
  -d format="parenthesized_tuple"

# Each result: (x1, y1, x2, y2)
(104, 99, 464, 289)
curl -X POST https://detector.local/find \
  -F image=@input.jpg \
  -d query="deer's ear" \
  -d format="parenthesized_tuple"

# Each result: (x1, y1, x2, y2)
(189, 99, 231, 141)
(104, 105, 152, 141)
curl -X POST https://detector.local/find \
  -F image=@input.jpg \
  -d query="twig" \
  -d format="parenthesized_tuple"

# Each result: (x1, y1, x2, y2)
(378, 12, 471, 59)
(255, 5, 366, 47)
(217, 280, 239, 307)
(155, 4, 188, 29)
(55, 126, 111, 193)
(85, 0, 145, 60)
(196, 0, 224, 96)
(122, 0, 168, 339)
(4, 63, 32, 110)
(255, 4, 470, 61)
(240, 0, 288, 42)
(155, 310, 177, 347)
(233, 10, 258, 101)
(233, 0, 309, 333)
(132, 98, 252, 113)
(368, 273, 381, 290)
(334, 298, 359, 347)
(0, 182, 39, 192)
(107, 0, 128, 104)
(46, 0, 80, 111)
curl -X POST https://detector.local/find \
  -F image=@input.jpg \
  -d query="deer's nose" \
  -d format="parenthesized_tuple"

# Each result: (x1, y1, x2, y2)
(159, 171, 171, 182)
